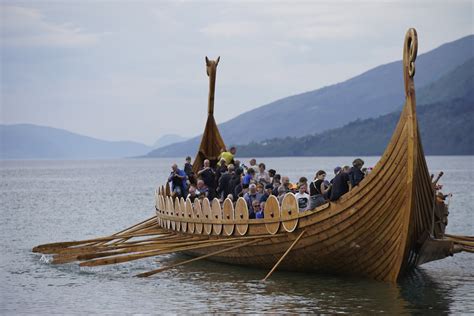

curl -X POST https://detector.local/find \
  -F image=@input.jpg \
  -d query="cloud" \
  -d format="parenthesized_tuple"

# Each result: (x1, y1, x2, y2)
(200, 21, 260, 38)
(0, 5, 102, 48)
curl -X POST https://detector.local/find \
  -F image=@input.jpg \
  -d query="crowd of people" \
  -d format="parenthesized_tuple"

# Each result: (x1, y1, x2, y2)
(167, 147, 373, 219)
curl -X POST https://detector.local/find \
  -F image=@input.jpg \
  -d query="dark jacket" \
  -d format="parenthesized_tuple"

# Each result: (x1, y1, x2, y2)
(349, 167, 365, 187)
(217, 172, 233, 199)
(330, 172, 350, 201)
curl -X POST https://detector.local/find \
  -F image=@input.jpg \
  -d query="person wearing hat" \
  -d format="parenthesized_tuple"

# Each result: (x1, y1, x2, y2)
(349, 158, 365, 187)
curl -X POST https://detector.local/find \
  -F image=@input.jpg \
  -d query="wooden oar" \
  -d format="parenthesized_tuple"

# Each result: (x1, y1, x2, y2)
(51, 236, 203, 264)
(262, 230, 306, 282)
(33, 236, 124, 253)
(33, 218, 162, 253)
(445, 234, 474, 242)
(136, 238, 263, 277)
(79, 238, 251, 267)
(34, 231, 173, 254)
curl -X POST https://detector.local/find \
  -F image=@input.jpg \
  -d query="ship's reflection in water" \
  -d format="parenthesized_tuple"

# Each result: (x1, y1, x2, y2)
(152, 254, 456, 314)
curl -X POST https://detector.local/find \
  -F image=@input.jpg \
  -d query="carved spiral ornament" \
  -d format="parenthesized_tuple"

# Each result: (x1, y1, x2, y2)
(403, 28, 418, 96)
(405, 28, 418, 77)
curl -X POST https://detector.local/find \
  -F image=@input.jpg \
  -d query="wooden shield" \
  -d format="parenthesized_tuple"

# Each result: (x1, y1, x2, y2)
(161, 196, 166, 214)
(211, 198, 223, 235)
(180, 197, 187, 233)
(166, 196, 172, 230)
(160, 189, 164, 210)
(173, 197, 180, 231)
(281, 193, 299, 232)
(161, 190, 166, 212)
(202, 198, 212, 235)
(194, 199, 203, 234)
(222, 198, 235, 236)
(264, 195, 281, 235)
(186, 198, 195, 234)
(165, 182, 171, 196)
(155, 189, 159, 210)
(235, 197, 249, 236)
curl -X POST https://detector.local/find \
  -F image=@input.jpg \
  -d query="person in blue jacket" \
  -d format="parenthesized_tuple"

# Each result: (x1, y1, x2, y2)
(168, 163, 187, 198)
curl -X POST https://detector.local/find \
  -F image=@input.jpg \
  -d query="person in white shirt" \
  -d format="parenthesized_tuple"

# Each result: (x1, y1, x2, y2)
(295, 183, 310, 212)
(248, 158, 259, 173)
(256, 163, 271, 185)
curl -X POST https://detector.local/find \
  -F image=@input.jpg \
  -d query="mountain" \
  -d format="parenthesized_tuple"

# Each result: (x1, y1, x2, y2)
(235, 96, 474, 156)
(0, 124, 152, 159)
(153, 134, 188, 149)
(146, 35, 474, 158)
(226, 58, 474, 156)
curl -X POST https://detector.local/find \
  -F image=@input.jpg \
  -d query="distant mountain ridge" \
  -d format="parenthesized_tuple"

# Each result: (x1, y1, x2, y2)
(153, 134, 189, 149)
(236, 57, 474, 156)
(0, 124, 151, 159)
(146, 35, 474, 158)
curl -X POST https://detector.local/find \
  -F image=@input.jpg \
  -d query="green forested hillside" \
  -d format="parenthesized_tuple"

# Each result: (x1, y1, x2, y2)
(236, 97, 474, 156)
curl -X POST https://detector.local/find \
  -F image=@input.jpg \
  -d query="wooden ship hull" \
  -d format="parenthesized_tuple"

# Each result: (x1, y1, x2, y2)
(33, 29, 472, 282)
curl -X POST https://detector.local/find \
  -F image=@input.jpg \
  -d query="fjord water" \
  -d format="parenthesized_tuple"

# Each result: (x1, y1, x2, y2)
(1, 157, 473, 314)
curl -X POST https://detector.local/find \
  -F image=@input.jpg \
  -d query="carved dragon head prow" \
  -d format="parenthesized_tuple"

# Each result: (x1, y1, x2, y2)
(206, 56, 220, 77)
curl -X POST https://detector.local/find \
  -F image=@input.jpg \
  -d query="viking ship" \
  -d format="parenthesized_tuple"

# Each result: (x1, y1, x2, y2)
(33, 29, 473, 282)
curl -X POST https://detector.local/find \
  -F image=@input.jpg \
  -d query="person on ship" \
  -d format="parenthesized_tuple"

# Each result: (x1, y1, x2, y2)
(217, 164, 234, 201)
(184, 156, 193, 177)
(256, 163, 271, 185)
(186, 185, 199, 203)
(247, 158, 259, 173)
(218, 146, 236, 166)
(324, 166, 341, 199)
(281, 176, 291, 193)
(242, 168, 256, 186)
(330, 166, 350, 201)
(295, 183, 310, 212)
(198, 159, 217, 199)
(168, 163, 187, 198)
(349, 158, 365, 187)
(215, 158, 228, 186)
(196, 179, 209, 198)
(244, 184, 263, 217)
(255, 201, 265, 219)
(260, 184, 274, 203)
(298, 177, 308, 192)
(268, 169, 276, 184)
(277, 185, 287, 204)
(309, 170, 331, 209)
(230, 167, 243, 201)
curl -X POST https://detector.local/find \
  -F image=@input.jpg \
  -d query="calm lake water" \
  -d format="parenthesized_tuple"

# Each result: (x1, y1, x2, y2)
(1, 157, 473, 314)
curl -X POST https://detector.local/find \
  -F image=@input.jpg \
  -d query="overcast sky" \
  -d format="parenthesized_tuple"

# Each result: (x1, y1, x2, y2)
(1, 1, 472, 145)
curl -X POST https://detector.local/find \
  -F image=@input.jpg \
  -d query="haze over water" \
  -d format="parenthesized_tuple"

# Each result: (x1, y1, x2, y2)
(1, 157, 473, 314)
